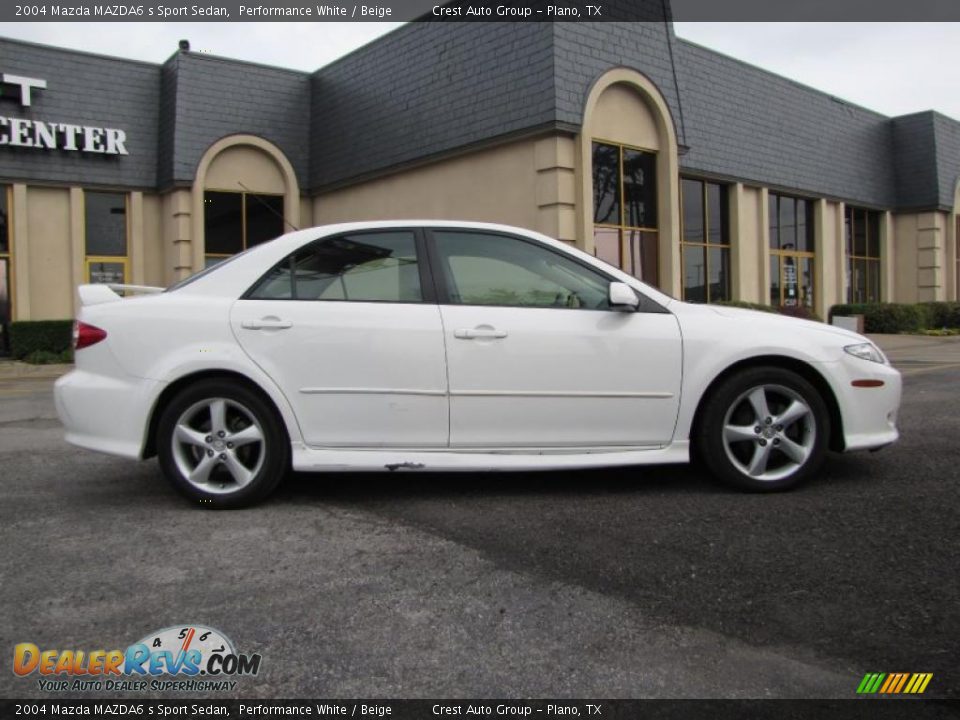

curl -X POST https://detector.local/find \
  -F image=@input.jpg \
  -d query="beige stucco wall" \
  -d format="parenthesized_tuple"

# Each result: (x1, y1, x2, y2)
(312, 137, 541, 232)
(590, 84, 660, 151)
(816, 199, 843, 315)
(141, 193, 165, 287)
(163, 189, 193, 284)
(26, 187, 73, 320)
(205, 145, 286, 194)
(894, 213, 919, 303)
(895, 210, 950, 302)
(729, 184, 762, 303)
(949, 184, 959, 301)
(880, 210, 895, 303)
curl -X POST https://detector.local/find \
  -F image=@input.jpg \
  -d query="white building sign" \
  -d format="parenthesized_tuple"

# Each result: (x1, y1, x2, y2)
(0, 72, 129, 155)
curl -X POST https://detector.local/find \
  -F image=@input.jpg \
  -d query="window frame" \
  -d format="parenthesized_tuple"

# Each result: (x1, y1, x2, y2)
(679, 177, 731, 303)
(0, 184, 13, 331)
(768, 192, 816, 309)
(241, 227, 436, 305)
(204, 190, 286, 265)
(844, 205, 883, 304)
(84, 190, 129, 285)
(591, 138, 660, 287)
(85, 257, 131, 285)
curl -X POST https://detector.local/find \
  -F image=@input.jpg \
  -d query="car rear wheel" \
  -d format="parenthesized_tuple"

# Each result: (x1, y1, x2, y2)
(698, 367, 829, 492)
(157, 380, 288, 508)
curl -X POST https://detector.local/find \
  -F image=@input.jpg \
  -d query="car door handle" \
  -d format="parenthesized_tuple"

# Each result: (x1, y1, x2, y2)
(241, 318, 293, 330)
(454, 327, 507, 340)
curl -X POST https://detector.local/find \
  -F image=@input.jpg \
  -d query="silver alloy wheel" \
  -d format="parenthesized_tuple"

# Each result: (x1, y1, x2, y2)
(171, 397, 266, 495)
(721, 383, 816, 482)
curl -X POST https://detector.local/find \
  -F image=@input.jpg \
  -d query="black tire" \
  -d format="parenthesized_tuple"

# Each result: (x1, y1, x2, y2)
(697, 366, 829, 492)
(157, 379, 289, 508)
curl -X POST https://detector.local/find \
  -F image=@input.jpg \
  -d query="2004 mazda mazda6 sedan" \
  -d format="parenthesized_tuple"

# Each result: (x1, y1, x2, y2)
(54, 221, 901, 508)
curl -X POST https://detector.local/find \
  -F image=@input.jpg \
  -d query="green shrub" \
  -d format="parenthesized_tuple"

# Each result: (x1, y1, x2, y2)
(776, 304, 823, 322)
(9, 320, 74, 360)
(829, 303, 869, 324)
(23, 349, 74, 365)
(919, 301, 960, 329)
(828, 302, 954, 334)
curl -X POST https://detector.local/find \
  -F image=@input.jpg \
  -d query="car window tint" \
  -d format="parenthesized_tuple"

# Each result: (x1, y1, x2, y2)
(433, 231, 610, 310)
(250, 231, 421, 302)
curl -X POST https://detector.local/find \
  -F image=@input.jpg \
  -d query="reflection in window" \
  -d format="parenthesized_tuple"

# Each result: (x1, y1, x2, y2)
(845, 206, 882, 304)
(204, 191, 284, 265)
(434, 231, 610, 310)
(681, 178, 730, 303)
(592, 141, 659, 288)
(623, 149, 657, 229)
(250, 232, 421, 303)
(85, 192, 127, 257)
(769, 192, 816, 309)
(769, 193, 814, 252)
(592, 143, 620, 226)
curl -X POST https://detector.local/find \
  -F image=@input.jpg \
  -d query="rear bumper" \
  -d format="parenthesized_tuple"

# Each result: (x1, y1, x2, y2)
(54, 368, 162, 460)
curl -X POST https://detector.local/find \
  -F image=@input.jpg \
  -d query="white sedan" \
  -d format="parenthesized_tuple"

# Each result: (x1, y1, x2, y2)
(54, 221, 901, 508)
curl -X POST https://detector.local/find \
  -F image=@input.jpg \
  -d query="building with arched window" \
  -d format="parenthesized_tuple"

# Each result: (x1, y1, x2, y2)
(1, 20, 958, 346)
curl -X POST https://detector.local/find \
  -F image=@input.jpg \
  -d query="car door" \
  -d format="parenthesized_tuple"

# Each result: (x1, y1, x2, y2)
(230, 229, 449, 448)
(428, 229, 682, 449)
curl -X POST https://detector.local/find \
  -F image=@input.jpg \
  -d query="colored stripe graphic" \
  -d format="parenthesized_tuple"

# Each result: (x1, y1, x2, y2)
(858, 673, 932, 694)
(879, 674, 896, 693)
(893, 673, 910, 693)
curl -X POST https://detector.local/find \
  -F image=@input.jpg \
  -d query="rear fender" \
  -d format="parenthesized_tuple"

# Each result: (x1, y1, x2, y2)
(141, 346, 306, 451)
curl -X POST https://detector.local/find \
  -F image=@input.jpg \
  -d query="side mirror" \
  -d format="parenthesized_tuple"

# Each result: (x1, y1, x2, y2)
(608, 281, 639, 311)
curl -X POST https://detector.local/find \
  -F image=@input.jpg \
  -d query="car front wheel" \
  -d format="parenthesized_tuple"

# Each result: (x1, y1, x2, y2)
(699, 367, 829, 492)
(157, 380, 288, 508)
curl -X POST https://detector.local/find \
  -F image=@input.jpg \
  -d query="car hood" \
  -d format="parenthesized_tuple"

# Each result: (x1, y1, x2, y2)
(673, 303, 870, 345)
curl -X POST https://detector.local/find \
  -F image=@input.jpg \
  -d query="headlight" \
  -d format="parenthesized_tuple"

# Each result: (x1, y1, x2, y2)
(844, 343, 887, 364)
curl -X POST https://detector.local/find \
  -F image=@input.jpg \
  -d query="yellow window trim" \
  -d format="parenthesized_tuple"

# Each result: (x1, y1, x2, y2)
(85, 257, 130, 284)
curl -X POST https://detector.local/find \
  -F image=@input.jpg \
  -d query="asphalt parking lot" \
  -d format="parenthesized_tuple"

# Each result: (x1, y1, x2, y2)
(0, 337, 957, 700)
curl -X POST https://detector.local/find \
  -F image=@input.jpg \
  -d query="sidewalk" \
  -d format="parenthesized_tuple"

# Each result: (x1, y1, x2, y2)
(0, 360, 73, 381)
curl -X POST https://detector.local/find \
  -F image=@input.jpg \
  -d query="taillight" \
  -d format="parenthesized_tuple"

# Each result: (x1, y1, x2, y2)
(74, 321, 108, 350)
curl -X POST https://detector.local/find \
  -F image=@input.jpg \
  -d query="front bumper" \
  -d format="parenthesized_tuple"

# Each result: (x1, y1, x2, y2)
(826, 355, 902, 452)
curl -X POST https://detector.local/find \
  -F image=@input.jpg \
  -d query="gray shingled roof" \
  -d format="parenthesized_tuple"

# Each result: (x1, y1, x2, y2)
(675, 39, 898, 208)
(1, 25, 958, 211)
(0, 38, 160, 190)
(309, 22, 557, 190)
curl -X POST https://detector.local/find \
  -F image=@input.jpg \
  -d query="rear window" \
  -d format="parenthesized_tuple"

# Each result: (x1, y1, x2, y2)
(164, 249, 250, 292)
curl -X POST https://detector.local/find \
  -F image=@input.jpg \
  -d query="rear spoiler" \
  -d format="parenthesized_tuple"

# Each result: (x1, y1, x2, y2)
(77, 283, 164, 307)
